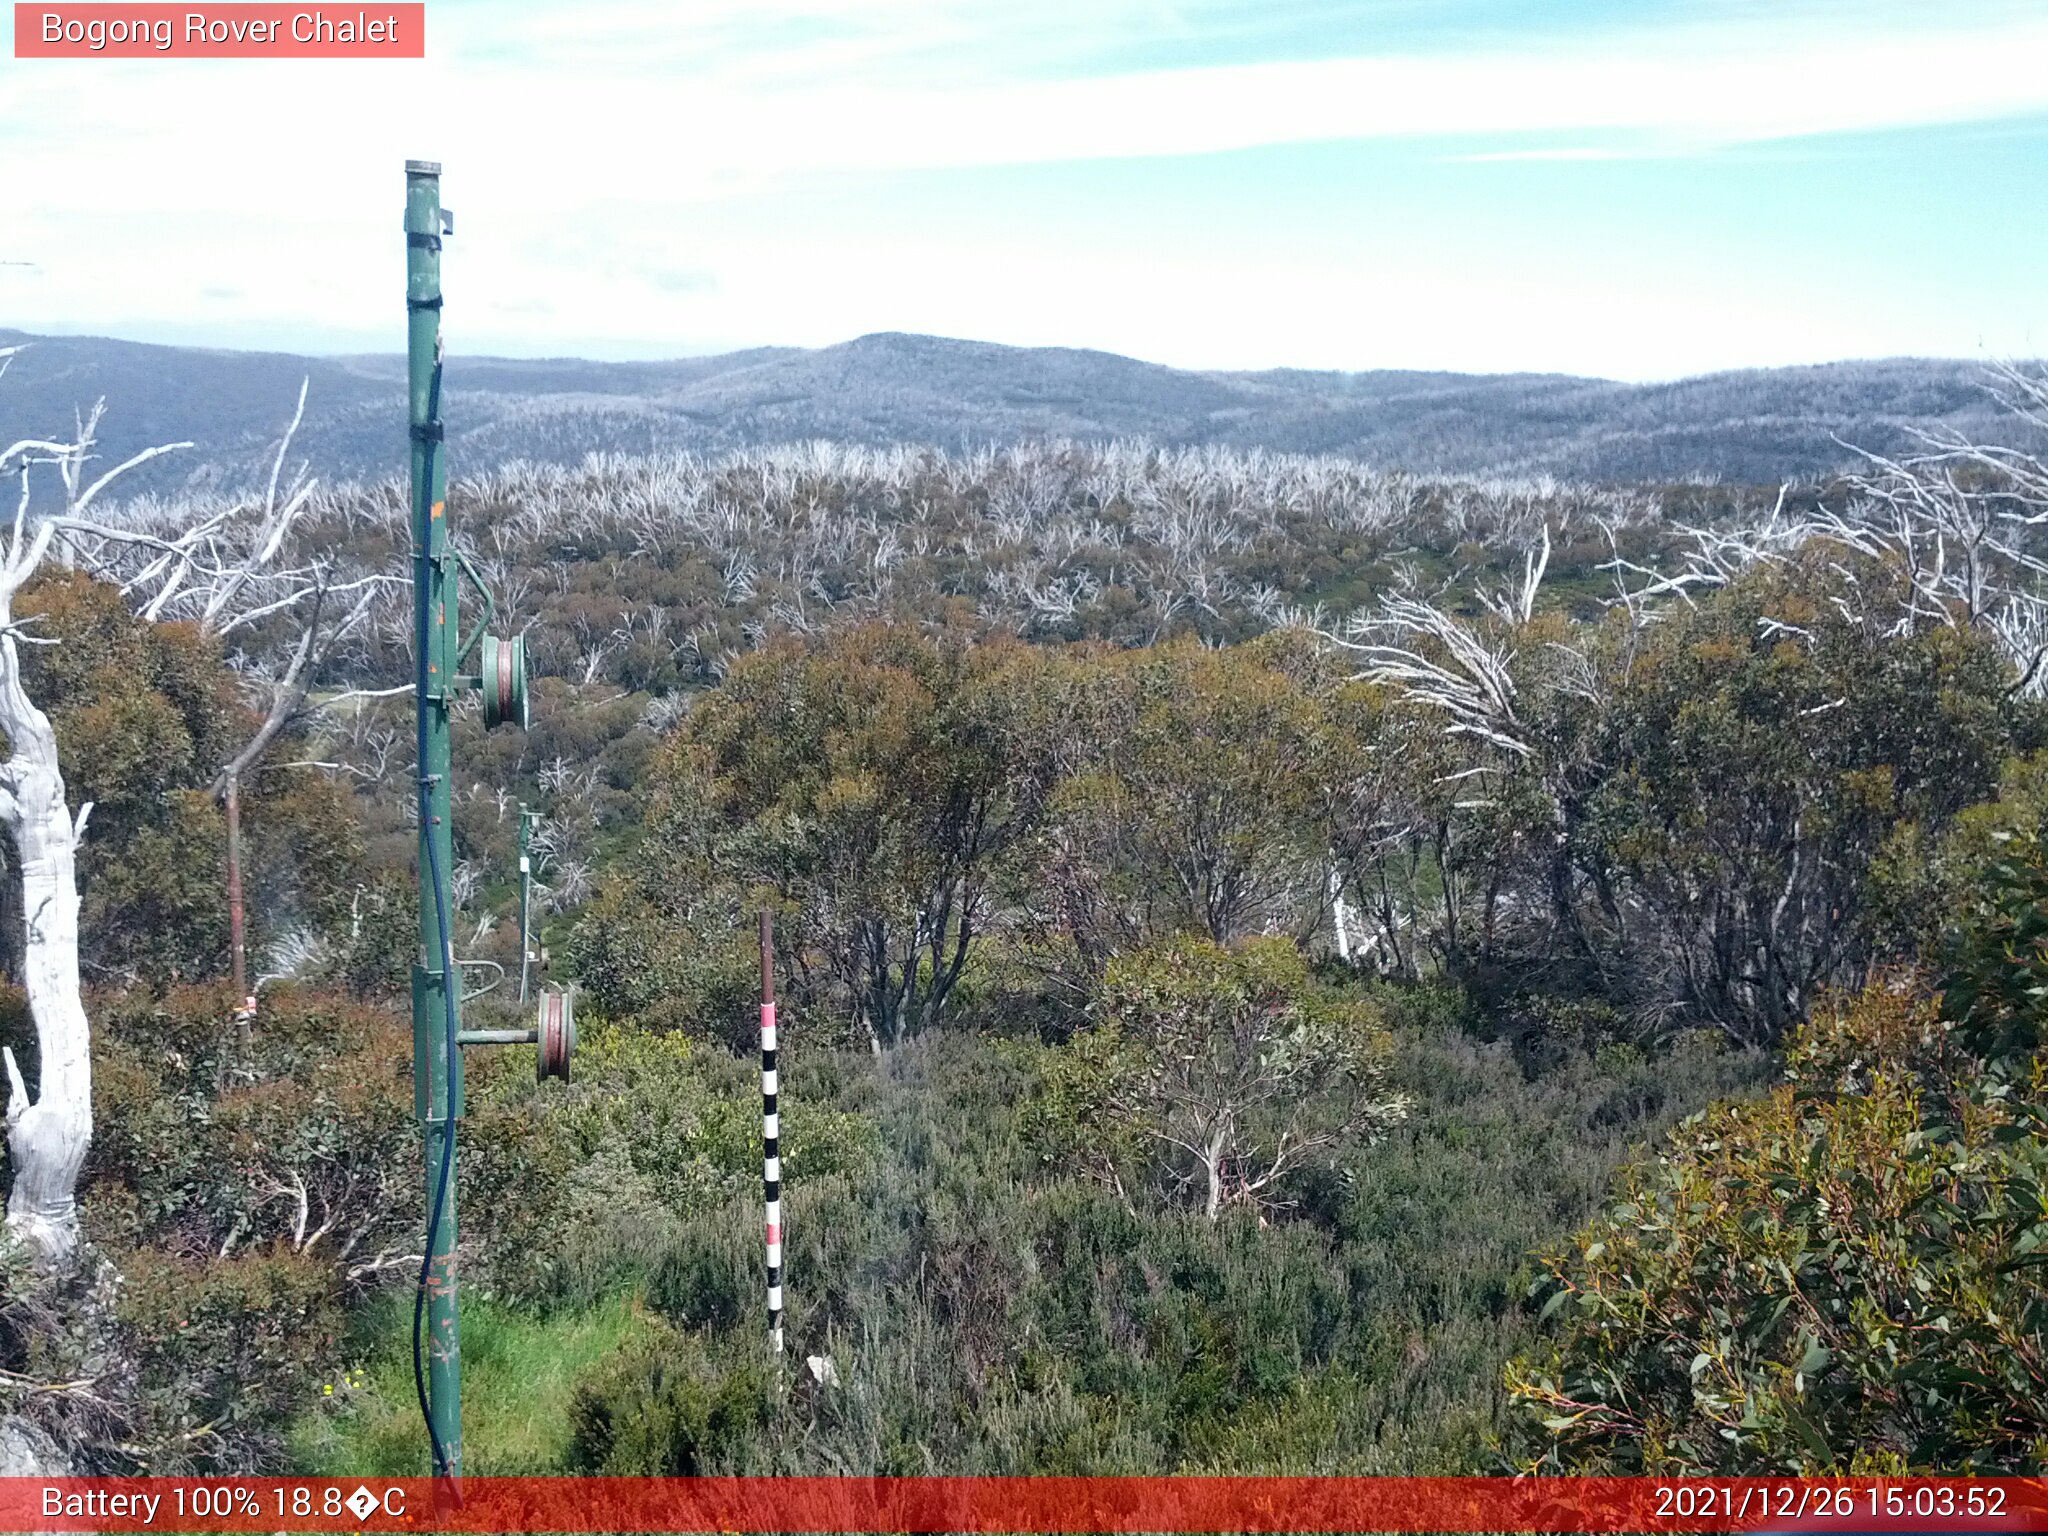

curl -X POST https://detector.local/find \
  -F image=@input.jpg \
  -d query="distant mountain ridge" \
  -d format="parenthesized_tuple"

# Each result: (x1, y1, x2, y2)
(0, 327, 2030, 494)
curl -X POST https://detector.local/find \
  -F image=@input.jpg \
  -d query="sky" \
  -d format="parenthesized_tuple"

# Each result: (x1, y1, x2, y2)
(2, 0, 2046, 380)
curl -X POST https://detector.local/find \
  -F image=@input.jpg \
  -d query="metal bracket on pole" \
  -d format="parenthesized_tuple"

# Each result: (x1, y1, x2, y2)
(451, 545, 496, 671)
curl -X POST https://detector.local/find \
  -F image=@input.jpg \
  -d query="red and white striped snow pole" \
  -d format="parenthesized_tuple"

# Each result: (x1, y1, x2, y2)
(760, 909, 784, 1359)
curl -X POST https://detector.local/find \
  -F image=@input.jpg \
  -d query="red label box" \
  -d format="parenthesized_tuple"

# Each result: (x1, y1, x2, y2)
(3, 1476, 2047, 1533)
(14, 3, 425, 57)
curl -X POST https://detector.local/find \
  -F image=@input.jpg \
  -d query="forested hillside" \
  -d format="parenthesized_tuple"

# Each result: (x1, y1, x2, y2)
(0, 365, 2046, 1477)
(2, 327, 2031, 494)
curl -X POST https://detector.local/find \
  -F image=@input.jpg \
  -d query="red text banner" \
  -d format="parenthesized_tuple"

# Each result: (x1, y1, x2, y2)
(14, 5, 425, 57)
(3, 1477, 2047, 1533)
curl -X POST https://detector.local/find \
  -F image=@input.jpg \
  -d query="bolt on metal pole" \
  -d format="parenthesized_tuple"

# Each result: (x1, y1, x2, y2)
(406, 157, 462, 1484)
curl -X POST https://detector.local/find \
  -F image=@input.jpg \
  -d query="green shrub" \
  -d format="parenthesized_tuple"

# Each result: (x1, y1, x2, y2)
(645, 1207, 757, 1331)
(565, 890, 764, 1054)
(39, 985, 416, 1470)
(118, 1246, 342, 1470)
(85, 984, 417, 1266)
(567, 1328, 770, 1474)
(1508, 955, 2048, 1472)
(0, 571, 364, 987)
(328, 869, 415, 999)
(464, 1022, 876, 1308)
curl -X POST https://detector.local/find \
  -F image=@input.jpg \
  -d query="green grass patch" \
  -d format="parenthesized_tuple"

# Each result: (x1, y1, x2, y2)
(290, 1289, 652, 1475)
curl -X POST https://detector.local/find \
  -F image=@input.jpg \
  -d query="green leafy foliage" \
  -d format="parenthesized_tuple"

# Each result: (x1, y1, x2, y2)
(583, 622, 1060, 1047)
(1508, 855, 2048, 1471)
(463, 1023, 877, 1308)
(1040, 638, 1352, 956)
(0, 985, 418, 1471)
(567, 1329, 771, 1474)
(86, 985, 417, 1265)
(1577, 553, 2022, 1043)
(117, 1246, 342, 1465)
(3, 571, 363, 988)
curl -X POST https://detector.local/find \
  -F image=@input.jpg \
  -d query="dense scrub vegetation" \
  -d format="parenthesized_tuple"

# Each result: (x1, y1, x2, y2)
(1509, 832, 2048, 1473)
(5, 420, 2048, 1474)
(115, 439, 1745, 691)
(0, 571, 364, 990)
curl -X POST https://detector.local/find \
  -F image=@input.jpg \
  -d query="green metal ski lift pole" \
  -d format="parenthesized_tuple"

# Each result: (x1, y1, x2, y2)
(406, 159, 560, 1491)
(405, 157, 463, 1485)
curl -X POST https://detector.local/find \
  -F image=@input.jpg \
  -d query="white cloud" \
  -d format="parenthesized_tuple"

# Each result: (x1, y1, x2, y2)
(3, 0, 2043, 374)
(18, 5, 2048, 195)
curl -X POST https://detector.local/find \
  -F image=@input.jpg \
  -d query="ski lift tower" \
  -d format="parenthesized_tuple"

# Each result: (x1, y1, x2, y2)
(405, 159, 573, 1485)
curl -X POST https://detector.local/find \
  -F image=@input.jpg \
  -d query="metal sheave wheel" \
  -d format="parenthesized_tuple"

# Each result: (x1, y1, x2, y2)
(537, 988, 575, 1083)
(479, 632, 529, 730)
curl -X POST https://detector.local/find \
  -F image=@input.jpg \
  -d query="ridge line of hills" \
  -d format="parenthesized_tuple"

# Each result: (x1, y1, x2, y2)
(1, 326, 2033, 494)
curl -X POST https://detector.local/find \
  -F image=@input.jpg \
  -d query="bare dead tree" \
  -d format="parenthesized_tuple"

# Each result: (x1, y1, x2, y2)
(1329, 532, 1558, 763)
(1593, 367, 2048, 692)
(78, 387, 405, 1016)
(0, 362, 351, 1265)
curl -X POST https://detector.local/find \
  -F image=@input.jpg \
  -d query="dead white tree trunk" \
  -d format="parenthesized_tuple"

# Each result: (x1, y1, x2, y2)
(1327, 861, 1353, 963)
(0, 349, 193, 1264)
(0, 606, 91, 1265)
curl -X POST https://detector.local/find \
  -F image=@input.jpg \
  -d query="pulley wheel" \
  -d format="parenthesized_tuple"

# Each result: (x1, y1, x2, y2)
(480, 632, 530, 731)
(537, 988, 575, 1083)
